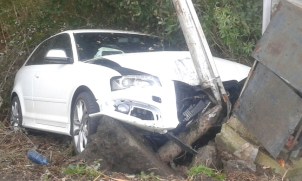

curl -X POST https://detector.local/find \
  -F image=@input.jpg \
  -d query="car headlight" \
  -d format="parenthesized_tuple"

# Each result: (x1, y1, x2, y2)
(110, 75, 161, 91)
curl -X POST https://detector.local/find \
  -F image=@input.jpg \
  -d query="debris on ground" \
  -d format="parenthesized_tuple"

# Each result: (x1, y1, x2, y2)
(27, 149, 49, 165)
(158, 105, 222, 164)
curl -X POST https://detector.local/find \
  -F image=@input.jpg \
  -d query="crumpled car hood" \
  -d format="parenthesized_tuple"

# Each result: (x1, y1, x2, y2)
(103, 51, 250, 85)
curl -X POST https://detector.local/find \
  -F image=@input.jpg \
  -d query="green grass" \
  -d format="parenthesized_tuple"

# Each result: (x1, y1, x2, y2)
(188, 164, 226, 181)
(63, 164, 100, 179)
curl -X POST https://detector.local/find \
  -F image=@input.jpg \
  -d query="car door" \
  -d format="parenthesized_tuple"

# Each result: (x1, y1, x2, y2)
(20, 37, 55, 127)
(32, 33, 74, 131)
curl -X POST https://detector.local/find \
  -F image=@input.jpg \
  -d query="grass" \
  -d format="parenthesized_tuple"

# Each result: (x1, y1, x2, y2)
(63, 164, 100, 179)
(188, 164, 226, 181)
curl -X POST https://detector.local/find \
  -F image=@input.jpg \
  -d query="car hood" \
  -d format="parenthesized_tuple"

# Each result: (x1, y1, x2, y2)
(101, 51, 250, 85)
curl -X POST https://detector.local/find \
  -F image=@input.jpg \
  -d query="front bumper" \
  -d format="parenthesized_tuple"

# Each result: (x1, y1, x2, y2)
(89, 99, 179, 134)
(90, 80, 180, 134)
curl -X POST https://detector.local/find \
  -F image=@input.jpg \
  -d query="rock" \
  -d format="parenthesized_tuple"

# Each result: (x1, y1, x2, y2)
(215, 122, 258, 167)
(191, 142, 222, 169)
(79, 116, 178, 177)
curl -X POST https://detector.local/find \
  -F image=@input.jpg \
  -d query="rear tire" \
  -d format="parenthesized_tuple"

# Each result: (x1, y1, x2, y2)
(10, 96, 23, 130)
(71, 92, 99, 153)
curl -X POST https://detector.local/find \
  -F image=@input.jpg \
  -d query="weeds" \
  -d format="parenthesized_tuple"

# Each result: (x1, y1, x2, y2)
(63, 164, 100, 179)
(188, 164, 226, 181)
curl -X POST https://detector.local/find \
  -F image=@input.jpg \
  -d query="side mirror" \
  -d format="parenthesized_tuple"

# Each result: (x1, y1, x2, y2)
(45, 49, 73, 64)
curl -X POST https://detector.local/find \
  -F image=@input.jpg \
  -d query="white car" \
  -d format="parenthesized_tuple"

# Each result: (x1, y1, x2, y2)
(11, 29, 250, 153)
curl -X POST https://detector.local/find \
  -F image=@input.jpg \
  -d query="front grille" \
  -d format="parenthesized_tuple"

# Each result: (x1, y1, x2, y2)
(130, 107, 155, 120)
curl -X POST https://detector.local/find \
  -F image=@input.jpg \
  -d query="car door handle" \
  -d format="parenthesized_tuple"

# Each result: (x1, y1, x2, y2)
(34, 74, 39, 78)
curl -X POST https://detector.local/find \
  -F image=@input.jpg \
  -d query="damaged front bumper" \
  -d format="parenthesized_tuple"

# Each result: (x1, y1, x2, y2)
(89, 74, 215, 134)
(89, 98, 180, 134)
(89, 77, 181, 134)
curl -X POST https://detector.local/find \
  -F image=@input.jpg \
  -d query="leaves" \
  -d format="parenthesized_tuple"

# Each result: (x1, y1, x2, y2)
(196, 0, 262, 62)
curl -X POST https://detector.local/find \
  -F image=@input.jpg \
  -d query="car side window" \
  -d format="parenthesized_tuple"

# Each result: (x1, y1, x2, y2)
(26, 33, 73, 65)
(26, 38, 53, 65)
(51, 34, 73, 59)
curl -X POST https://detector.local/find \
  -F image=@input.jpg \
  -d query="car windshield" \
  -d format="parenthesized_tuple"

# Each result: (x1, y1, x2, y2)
(74, 32, 163, 61)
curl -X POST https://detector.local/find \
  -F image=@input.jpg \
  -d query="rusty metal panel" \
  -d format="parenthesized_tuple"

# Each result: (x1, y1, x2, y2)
(253, 0, 302, 93)
(234, 62, 302, 158)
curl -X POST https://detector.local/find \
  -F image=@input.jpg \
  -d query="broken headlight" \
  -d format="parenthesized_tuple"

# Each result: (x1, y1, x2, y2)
(110, 75, 161, 91)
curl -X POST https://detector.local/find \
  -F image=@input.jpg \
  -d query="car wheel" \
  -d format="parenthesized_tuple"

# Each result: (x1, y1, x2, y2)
(71, 92, 99, 153)
(10, 96, 23, 130)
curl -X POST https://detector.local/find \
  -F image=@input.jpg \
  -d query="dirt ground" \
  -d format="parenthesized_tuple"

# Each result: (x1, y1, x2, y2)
(0, 115, 282, 181)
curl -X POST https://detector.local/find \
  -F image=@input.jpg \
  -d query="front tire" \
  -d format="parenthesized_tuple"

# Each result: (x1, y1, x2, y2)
(10, 96, 23, 130)
(71, 92, 99, 153)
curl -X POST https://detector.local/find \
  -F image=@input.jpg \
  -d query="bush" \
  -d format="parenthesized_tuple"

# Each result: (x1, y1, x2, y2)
(196, 0, 262, 64)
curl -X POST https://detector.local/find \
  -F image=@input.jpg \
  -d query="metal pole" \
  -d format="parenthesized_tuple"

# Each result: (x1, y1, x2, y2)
(262, 0, 281, 34)
(172, 0, 226, 104)
(186, 0, 230, 105)
(262, 0, 272, 34)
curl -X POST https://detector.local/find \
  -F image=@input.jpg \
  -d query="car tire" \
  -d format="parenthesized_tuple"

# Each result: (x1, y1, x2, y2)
(71, 92, 99, 153)
(10, 96, 23, 130)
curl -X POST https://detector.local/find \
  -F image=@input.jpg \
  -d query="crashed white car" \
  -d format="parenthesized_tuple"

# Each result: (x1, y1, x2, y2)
(11, 30, 250, 153)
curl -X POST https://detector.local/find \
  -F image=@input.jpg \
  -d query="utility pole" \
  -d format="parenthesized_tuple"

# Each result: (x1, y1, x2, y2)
(172, 0, 229, 106)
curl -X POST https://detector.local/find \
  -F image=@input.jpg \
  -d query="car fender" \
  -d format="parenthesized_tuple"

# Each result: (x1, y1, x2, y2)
(65, 62, 121, 133)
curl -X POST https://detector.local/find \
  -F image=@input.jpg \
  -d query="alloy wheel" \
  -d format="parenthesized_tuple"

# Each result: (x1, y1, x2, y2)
(11, 97, 22, 130)
(72, 99, 89, 153)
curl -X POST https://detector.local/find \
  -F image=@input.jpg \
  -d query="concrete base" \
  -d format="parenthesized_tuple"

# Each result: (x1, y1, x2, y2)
(216, 116, 302, 180)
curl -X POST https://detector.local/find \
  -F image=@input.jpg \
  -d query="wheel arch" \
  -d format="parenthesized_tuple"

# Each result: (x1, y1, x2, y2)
(10, 91, 23, 128)
(10, 91, 23, 114)
(69, 85, 100, 137)
(71, 86, 99, 110)
(11, 92, 18, 100)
